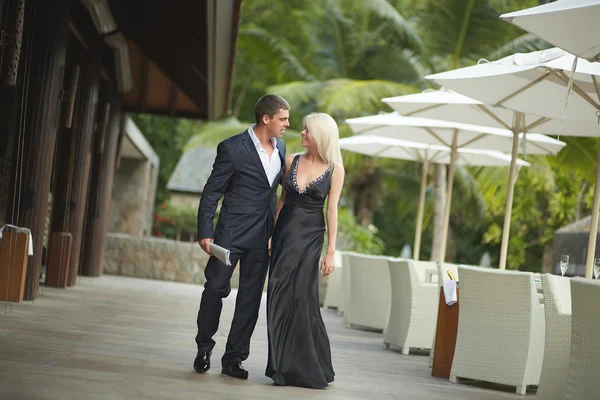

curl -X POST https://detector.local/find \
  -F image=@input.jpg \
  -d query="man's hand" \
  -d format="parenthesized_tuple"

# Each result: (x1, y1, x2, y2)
(268, 237, 272, 256)
(199, 238, 214, 256)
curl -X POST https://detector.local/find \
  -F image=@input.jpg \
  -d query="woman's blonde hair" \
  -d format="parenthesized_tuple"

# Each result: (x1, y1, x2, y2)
(303, 112, 343, 167)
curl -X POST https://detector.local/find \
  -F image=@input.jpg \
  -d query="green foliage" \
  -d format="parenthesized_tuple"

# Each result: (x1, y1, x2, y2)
(153, 201, 199, 241)
(338, 207, 386, 254)
(129, 114, 199, 206)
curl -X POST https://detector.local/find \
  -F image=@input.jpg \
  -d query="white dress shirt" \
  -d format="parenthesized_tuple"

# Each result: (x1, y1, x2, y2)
(248, 124, 281, 186)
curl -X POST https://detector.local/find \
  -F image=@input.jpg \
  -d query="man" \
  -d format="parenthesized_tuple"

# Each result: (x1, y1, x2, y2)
(194, 94, 290, 379)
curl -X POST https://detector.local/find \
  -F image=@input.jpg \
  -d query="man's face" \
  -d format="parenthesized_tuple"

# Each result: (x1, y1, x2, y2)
(264, 109, 290, 139)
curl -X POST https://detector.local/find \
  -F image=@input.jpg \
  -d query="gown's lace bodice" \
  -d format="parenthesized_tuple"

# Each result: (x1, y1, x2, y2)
(284, 155, 332, 209)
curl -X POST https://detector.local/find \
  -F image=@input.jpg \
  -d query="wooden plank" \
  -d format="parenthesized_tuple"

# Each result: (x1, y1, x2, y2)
(45, 232, 72, 288)
(0, 231, 29, 302)
(0, 276, 520, 399)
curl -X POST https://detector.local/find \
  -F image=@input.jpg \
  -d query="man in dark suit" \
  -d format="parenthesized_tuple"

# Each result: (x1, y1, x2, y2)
(194, 94, 290, 379)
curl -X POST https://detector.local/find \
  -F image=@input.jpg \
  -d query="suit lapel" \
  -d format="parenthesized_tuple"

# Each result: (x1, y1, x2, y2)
(242, 130, 269, 185)
(276, 138, 285, 164)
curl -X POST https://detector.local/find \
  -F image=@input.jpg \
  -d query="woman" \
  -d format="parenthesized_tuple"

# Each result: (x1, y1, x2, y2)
(265, 112, 345, 389)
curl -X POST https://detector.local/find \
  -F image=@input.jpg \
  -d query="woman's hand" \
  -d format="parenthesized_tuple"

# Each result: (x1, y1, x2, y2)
(321, 253, 335, 277)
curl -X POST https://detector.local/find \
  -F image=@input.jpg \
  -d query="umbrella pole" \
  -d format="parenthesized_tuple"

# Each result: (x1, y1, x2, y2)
(414, 157, 430, 261)
(439, 133, 458, 263)
(499, 117, 522, 270)
(584, 140, 600, 278)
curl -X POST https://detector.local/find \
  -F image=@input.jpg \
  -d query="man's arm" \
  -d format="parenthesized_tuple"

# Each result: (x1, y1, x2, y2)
(197, 141, 234, 252)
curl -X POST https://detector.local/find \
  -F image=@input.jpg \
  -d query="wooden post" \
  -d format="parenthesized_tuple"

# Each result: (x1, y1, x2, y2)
(66, 33, 103, 286)
(81, 89, 123, 277)
(6, 0, 73, 300)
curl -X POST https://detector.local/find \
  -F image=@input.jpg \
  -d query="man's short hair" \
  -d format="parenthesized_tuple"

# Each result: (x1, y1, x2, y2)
(254, 94, 290, 124)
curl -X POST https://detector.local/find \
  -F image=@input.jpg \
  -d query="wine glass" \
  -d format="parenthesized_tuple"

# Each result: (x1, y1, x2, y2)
(560, 254, 569, 277)
(594, 258, 600, 280)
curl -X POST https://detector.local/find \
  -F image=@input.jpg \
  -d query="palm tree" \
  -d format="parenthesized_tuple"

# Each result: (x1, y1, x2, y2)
(225, 0, 591, 266)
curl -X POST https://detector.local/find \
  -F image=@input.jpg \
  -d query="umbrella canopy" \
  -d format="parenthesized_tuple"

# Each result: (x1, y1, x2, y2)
(382, 88, 596, 136)
(501, 0, 600, 62)
(345, 112, 565, 155)
(340, 135, 529, 261)
(340, 135, 533, 166)
(381, 87, 589, 270)
(344, 114, 557, 263)
(427, 47, 600, 278)
(426, 48, 600, 124)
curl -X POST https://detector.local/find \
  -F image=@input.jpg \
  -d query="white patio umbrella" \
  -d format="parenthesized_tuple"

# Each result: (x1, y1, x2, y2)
(382, 88, 589, 269)
(427, 47, 600, 278)
(501, 0, 600, 62)
(339, 135, 530, 260)
(344, 113, 564, 262)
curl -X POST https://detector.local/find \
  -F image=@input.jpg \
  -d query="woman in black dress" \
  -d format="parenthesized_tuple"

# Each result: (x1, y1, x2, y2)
(265, 112, 345, 389)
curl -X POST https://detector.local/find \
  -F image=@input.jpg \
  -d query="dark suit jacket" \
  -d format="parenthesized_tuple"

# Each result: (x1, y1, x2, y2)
(197, 130, 286, 249)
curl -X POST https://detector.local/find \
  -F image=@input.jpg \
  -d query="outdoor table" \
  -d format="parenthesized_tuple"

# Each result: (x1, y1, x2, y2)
(432, 286, 459, 378)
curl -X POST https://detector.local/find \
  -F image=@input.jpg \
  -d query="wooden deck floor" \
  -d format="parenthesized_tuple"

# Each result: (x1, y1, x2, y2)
(0, 275, 532, 399)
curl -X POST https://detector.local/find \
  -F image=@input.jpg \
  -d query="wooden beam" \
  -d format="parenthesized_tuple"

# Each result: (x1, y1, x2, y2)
(140, 55, 149, 112)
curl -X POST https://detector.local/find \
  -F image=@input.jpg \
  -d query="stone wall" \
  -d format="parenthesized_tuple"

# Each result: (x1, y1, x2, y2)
(109, 158, 155, 237)
(103, 233, 332, 301)
(169, 192, 201, 209)
(103, 233, 242, 288)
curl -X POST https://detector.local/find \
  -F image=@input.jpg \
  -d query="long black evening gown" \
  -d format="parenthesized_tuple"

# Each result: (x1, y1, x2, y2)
(265, 155, 335, 389)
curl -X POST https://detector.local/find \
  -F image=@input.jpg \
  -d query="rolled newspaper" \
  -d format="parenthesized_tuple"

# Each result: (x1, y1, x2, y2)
(209, 242, 231, 266)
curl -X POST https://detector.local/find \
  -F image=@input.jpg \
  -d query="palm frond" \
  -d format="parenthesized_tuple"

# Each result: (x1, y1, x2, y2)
(318, 79, 419, 119)
(266, 81, 324, 108)
(185, 117, 303, 154)
(184, 118, 250, 150)
(419, 0, 518, 68)
(348, 0, 424, 53)
(552, 137, 599, 181)
(238, 24, 316, 81)
(487, 33, 552, 61)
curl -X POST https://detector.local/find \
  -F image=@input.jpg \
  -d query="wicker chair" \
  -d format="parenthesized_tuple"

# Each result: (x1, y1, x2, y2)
(449, 266, 545, 395)
(323, 252, 343, 310)
(564, 278, 600, 400)
(338, 251, 352, 319)
(536, 274, 571, 400)
(384, 259, 438, 354)
(346, 253, 391, 331)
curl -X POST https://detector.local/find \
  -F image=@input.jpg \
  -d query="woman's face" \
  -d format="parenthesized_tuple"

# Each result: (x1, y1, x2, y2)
(301, 125, 317, 149)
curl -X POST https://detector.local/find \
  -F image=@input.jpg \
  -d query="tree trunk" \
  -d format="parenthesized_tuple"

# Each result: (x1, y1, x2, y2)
(351, 161, 380, 227)
(430, 163, 446, 262)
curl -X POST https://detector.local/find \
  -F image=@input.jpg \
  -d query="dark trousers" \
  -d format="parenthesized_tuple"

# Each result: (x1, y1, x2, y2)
(195, 246, 269, 366)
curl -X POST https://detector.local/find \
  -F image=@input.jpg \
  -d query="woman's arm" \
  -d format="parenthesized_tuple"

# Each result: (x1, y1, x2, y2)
(321, 164, 345, 276)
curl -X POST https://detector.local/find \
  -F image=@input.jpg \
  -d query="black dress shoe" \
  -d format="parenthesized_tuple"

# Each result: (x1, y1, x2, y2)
(193, 352, 211, 373)
(221, 361, 249, 379)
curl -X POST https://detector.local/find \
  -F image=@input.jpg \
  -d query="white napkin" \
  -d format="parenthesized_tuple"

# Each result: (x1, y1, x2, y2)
(0, 224, 34, 256)
(209, 242, 231, 266)
(443, 280, 458, 306)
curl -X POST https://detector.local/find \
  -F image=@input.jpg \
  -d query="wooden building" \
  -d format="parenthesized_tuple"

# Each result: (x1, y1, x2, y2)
(0, 0, 242, 300)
